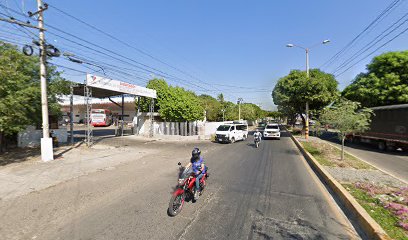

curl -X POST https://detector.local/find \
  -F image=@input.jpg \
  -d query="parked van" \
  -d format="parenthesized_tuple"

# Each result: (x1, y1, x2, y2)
(215, 123, 248, 143)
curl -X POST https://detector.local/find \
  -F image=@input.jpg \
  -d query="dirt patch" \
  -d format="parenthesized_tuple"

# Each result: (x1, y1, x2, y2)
(0, 147, 40, 166)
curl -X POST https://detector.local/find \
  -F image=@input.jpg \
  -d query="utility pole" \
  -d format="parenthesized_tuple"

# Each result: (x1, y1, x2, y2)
(237, 98, 243, 120)
(70, 85, 74, 145)
(305, 48, 310, 140)
(33, 0, 53, 161)
(221, 109, 225, 122)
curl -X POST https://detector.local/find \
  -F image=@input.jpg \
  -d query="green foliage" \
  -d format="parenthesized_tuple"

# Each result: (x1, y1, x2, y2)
(272, 69, 339, 128)
(272, 69, 339, 114)
(138, 78, 170, 112)
(320, 99, 373, 138)
(0, 42, 69, 138)
(240, 103, 265, 120)
(266, 111, 282, 119)
(138, 78, 204, 121)
(198, 94, 222, 121)
(342, 51, 408, 107)
(159, 86, 204, 121)
(137, 79, 269, 122)
(224, 101, 238, 120)
(320, 99, 373, 160)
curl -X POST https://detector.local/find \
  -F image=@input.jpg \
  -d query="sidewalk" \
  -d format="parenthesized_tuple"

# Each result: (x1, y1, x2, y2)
(0, 143, 157, 200)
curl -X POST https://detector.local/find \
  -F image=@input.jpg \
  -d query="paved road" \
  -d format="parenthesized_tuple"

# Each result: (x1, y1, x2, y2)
(320, 132, 408, 183)
(0, 132, 359, 239)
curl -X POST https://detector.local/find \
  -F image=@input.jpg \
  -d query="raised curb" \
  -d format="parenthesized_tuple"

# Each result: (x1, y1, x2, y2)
(289, 134, 392, 240)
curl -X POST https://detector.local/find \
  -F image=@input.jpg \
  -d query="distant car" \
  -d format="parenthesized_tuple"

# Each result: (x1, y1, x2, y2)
(263, 124, 280, 139)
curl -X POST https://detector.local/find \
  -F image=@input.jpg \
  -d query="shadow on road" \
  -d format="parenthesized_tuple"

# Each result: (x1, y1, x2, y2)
(54, 142, 84, 159)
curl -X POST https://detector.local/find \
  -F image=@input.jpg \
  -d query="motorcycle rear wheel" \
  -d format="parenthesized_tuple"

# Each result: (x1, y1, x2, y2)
(168, 193, 185, 217)
(199, 178, 207, 195)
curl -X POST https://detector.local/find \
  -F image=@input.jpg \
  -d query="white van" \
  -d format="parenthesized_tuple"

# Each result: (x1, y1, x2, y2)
(215, 123, 248, 143)
(263, 123, 281, 139)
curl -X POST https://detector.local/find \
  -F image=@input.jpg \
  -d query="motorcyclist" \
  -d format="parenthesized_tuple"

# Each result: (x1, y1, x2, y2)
(254, 129, 262, 143)
(185, 147, 206, 200)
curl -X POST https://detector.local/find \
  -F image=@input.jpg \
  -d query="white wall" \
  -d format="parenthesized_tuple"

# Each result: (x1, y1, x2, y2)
(18, 126, 68, 148)
(204, 122, 225, 136)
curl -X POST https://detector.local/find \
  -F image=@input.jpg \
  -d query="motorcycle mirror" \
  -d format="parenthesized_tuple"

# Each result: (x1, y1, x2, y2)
(177, 162, 181, 166)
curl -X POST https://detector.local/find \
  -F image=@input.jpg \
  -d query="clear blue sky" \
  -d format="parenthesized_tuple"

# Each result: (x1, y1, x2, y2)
(2, 0, 407, 110)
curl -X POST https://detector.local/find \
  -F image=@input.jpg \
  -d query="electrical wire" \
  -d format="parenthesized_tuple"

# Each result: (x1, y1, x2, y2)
(1, 3, 240, 100)
(333, 12, 408, 74)
(47, 3, 236, 97)
(320, 0, 403, 69)
(335, 25, 408, 77)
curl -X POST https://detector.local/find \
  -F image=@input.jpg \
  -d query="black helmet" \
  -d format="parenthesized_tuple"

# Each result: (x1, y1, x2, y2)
(192, 147, 201, 160)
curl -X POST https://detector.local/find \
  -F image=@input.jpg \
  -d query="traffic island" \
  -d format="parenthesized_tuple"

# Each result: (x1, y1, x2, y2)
(290, 134, 408, 240)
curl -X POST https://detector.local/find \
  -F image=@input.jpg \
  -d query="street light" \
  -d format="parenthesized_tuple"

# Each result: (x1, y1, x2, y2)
(286, 39, 330, 140)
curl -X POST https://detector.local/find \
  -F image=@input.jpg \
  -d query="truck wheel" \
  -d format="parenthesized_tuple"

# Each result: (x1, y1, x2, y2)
(386, 145, 396, 151)
(230, 137, 235, 144)
(243, 134, 247, 140)
(378, 141, 386, 151)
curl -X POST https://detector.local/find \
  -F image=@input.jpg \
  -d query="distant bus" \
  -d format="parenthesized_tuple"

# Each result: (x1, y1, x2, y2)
(91, 109, 112, 127)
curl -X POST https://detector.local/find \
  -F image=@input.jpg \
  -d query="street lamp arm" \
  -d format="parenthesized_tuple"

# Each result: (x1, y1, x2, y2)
(286, 43, 307, 50)
(308, 39, 331, 49)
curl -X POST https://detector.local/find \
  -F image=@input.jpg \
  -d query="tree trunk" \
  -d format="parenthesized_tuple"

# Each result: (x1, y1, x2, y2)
(0, 132, 3, 153)
(341, 135, 345, 161)
(292, 114, 297, 127)
(300, 114, 306, 135)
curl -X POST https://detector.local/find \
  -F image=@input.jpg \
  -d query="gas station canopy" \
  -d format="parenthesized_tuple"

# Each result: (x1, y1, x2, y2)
(72, 74, 157, 99)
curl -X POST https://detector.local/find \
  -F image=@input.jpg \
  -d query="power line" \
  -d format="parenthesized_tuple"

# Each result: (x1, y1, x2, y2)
(335, 25, 408, 77)
(0, 36, 28, 46)
(210, 83, 270, 91)
(1, 4, 238, 98)
(0, 2, 35, 21)
(47, 3, 235, 97)
(10, 0, 24, 14)
(42, 26, 221, 93)
(47, 4, 200, 80)
(333, 12, 408, 74)
(320, 0, 402, 69)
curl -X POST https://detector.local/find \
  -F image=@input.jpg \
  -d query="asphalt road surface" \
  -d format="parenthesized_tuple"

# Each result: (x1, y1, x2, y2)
(0, 132, 360, 239)
(320, 131, 408, 183)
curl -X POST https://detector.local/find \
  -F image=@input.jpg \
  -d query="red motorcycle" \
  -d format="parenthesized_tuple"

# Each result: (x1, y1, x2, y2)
(168, 162, 209, 217)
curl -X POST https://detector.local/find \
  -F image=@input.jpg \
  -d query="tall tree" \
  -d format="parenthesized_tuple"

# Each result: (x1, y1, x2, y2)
(272, 69, 339, 127)
(198, 94, 222, 121)
(0, 42, 70, 151)
(342, 51, 408, 107)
